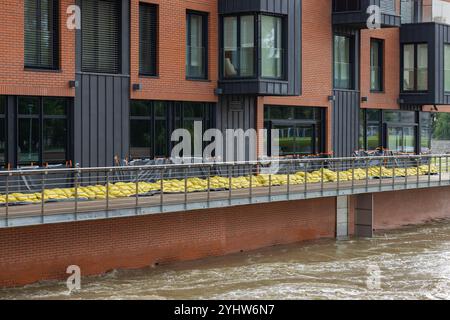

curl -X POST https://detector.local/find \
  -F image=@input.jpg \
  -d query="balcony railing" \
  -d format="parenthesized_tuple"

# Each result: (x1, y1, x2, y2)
(1, 154, 450, 228)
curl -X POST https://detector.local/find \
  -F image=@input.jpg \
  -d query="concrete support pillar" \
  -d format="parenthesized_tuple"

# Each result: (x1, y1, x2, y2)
(336, 196, 349, 238)
(355, 194, 374, 238)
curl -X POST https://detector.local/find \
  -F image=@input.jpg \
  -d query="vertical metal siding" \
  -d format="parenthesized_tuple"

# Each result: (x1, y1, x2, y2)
(74, 0, 130, 168)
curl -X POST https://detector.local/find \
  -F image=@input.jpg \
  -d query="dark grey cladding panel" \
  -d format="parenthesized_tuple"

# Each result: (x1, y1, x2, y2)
(400, 22, 450, 105)
(216, 96, 256, 162)
(332, 90, 360, 157)
(219, 0, 290, 14)
(219, 80, 290, 96)
(74, 74, 130, 168)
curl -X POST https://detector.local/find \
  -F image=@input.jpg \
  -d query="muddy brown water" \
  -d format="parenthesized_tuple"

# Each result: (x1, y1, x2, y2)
(1, 220, 449, 300)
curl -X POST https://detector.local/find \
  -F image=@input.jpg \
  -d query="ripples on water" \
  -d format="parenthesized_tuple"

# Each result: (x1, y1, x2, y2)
(1, 220, 450, 300)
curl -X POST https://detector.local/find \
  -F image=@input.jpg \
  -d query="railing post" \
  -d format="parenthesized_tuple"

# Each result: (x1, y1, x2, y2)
(106, 169, 110, 213)
(249, 164, 253, 203)
(321, 160, 325, 196)
(74, 170, 79, 219)
(439, 156, 443, 186)
(135, 168, 140, 210)
(304, 161, 308, 199)
(207, 165, 211, 206)
(379, 158, 383, 191)
(228, 164, 232, 205)
(41, 171, 47, 224)
(5, 172, 9, 226)
(184, 167, 188, 210)
(365, 159, 369, 192)
(428, 156, 432, 187)
(337, 160, 340, 196)
(392, 159, 396, 191)
(287, 160, 291, 199)
(351, 158, 355, 193)
(416, 158, 420, 188)
(160, 169, 164, 211)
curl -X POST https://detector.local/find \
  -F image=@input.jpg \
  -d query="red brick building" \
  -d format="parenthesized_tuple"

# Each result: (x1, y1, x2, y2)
(1, 0, 449, 168)
(2, 0, 450, 287)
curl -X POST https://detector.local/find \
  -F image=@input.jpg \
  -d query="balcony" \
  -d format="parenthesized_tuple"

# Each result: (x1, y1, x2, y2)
(332, 0, 401, 28)
(401, 0, 450, 24)
(217, 0, 301, 96)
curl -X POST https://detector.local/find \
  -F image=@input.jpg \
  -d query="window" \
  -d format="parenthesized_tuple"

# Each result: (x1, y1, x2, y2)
(223, 15, 255, 78)
(333, 0, 360, 12)
(261, 15, 283, 79)
(264, 106, 324, 156)
(0, 97, 6, 165)
(420, 112, 432, 153)
(24, 0, 59, 69)
(81, 0, 121, 74)
(402, 43, 428, 91)
(130, 101, 213, 159)
(445, 44, 450, 92)
(17, 97, 69, 165)
(186, 11, 208, 79)
(334, 35, 353, 89)
(139, 3, 157, 76)
(130, 101, 167, 159)
(387, 126, 416, 153)
(370, 39, 383, 92)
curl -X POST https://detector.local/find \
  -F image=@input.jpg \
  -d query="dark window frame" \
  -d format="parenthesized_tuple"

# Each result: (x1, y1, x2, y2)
(16, 97, 70, 166)
(260, 13, 287, 80)
(139, 2, 158, 77)
(444, 43, 450, 93)
(221, 13, 257, 79)
(370, 38, 384, 92)
(129, 101, 214, 160)
(401, 42, 428, 93)
(359, 109, 428, 154)
(220, 12, 287, 81)
(24, 0, 60, 70)
(186, 10, 209, 80)
(333, 0, 361, 13)
(264, 106, 325, 157)
(333, 33, 355, 90)
(81, 0, 122, 74)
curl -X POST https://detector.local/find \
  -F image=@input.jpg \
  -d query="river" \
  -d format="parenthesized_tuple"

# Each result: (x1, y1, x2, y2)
(1, 220, 449, 300)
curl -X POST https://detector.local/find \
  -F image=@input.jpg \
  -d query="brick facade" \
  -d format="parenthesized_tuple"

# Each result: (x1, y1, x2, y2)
(0, 0, 75, 97)
(0, 197, 336, 287)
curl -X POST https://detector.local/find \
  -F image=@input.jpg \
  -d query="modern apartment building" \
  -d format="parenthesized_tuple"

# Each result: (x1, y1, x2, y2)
(1, 0, 449, 168)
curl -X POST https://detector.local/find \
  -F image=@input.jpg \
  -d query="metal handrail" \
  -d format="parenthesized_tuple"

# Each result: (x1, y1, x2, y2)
(0, 154, 446, 177)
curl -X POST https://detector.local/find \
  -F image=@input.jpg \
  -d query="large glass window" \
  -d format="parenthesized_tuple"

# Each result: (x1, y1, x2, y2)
(403, 43, 428, 91)
(445, 44, 450, 92)
(387, 126, 416, 153)
(17, 97, 69, 165)
(223, 15, 255, 78)
(24, 0, 59, 69)
(130, 101, 167, 159)
(420, 112, 432, 153)
(264, 106, 324, 156)
(261, 15, 283, 79)
(130, 101, 213, 159)
(222, 13, 286, 80)
(334, 35, 353, 89)
(0, 97, 6, 165)
(186, 11, 208, 79)
(370, 39, 383, 92)
(81, 0, 121, 74)
(139, 3, 158, 76)
(417, 44, 428, 91)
